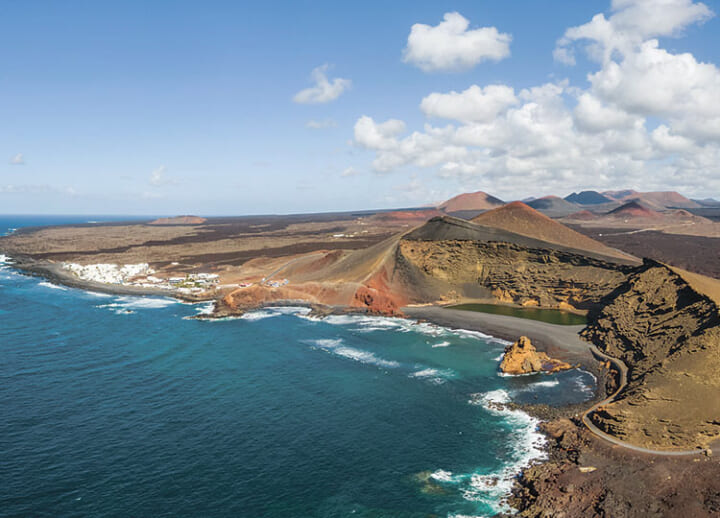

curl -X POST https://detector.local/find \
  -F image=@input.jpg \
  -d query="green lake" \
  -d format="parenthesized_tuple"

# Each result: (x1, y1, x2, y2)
(447, 303, 588, 326)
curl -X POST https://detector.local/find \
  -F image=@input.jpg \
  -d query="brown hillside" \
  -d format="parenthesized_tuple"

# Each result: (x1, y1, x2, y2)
(583, 260, 720, 450)
(471, 202, 635, 262)
(438, 191, 504, 212)
(149, 215, 207, 225)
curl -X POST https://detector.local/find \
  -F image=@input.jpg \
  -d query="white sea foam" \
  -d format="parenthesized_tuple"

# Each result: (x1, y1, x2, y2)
(268, 306, 312, 316)
(85, 291, 112, 298)
(432, 341, 451, 348)
(96, 296, 176, 313)
(410, 367, 455, 384)
(241, 310, 280, 321)
(529, 379, 560, 389)
(430, 469, 455, 482)
(241, 306, 312, 321)
(433, 389, 547, 515)
(38, 281, 67, 291)
(309, 338, 400, 369)
(0, 254, 11, 264)
(195, 302, 215, 316)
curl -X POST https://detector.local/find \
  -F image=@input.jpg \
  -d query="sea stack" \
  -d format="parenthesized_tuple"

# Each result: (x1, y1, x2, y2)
(499, 336, 572, 375)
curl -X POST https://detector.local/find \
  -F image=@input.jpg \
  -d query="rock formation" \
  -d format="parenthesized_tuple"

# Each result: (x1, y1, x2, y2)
(582, 259, 720, 450)
(499, 336, 572, 375)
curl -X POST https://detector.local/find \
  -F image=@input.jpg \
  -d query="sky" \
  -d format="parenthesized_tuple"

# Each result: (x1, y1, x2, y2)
(2, 0, 720, 215)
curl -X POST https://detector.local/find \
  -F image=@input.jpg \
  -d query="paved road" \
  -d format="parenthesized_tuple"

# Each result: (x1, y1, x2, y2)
(581, 344, 709, 456)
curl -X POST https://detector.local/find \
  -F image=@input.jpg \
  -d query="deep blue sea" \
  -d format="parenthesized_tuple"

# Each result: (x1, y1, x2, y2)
(0, 216, 595, 517)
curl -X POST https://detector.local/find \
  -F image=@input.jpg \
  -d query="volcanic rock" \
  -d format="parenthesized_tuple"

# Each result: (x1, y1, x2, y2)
(499, 336, 572, 375)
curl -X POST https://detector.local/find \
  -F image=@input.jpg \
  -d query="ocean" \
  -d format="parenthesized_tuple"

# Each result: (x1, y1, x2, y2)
(0, 216, 595, 517)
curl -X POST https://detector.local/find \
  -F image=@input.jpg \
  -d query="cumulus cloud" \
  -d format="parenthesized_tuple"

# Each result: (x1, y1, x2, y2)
(403, 12, 511, 72)
(10, 153, 24, 165)
(420, 85, 518, 123)
(306, 118, 338, 129)
(293, 65, 351, 104)
(555, 0, 713, 64)
(350, 0, 720, 198)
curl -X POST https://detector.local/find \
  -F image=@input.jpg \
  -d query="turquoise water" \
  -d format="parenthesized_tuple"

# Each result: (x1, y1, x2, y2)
(0, 217, 595, 517)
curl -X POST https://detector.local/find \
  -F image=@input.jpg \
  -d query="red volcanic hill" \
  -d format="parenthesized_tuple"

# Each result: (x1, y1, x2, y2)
(471, 201, 633, 260)
(565, 210, 598, 221)
(606, 201, 663, 219)
(438, 191, 505, 212)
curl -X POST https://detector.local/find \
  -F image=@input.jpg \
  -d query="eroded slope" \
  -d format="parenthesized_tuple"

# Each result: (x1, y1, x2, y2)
(583, 260, 720, 449)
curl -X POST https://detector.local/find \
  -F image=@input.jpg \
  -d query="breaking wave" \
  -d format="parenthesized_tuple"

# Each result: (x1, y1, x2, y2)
(38, 281, 68, 291)
(307, 338, 401, 369)
(425, 389, 547, 515)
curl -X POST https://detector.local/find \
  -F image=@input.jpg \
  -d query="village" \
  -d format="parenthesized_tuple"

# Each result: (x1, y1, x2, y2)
(62, 262, 289, 294)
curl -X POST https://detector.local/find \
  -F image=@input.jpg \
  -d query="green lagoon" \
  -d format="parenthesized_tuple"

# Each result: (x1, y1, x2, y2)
(448, 303, 588, 326)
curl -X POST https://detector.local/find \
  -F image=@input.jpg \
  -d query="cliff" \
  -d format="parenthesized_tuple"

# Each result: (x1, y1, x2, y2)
(582, 259, 720, 450)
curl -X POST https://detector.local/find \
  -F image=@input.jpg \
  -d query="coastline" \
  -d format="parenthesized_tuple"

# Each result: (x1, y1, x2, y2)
(4, 255, 211, 302)
(404, 306, 595, 370)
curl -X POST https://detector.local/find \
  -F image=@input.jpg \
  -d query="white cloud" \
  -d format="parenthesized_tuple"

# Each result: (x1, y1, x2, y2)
(354, 116, 406, 151)
(420, 85, 518, 123)
(352, 0, 720, 198)
(651, 125, 696, 153)
(590, 40, 720, 121)
(149, 165, 171, 186)
(555, 0, 713, 64)
(573, 93, 639, 133)
(403, 12, 511, 72)
(293, 64, 351, 104)
(10, 153, 24, 165)
(306, 118, 338, 129)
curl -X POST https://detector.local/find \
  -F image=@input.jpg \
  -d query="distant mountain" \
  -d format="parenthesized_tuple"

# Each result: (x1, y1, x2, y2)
(631, 191, 700, 209)
(526, 196, 580, 218)
(564, 191, 613, 205)
(471, 201, 633, 261)
(438, 191, 505, 213)
(602, 190, 700, 209)
(602, 189, 639, 201)
(692, 198, 720, 208)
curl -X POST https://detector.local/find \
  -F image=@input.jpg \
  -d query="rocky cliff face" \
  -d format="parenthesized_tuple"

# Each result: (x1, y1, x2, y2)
(397, 239, 630, 310)
(582, 259, 720, 449)
(499, 336, 572, 375)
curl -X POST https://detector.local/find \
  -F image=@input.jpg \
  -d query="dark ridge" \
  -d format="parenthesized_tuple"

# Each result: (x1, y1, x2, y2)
(565, 191, 613, 205)
(403, 216, 636, 265)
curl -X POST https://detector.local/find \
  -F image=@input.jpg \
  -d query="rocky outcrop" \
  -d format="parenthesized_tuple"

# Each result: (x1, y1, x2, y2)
(582, 259, 720, 450)
(397, 239, 630, 310)
(499, 336, 572, 375)
(510, 417, 720, 518)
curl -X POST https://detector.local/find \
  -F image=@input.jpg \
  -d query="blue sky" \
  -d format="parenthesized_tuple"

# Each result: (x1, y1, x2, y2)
(2, 0, 720, 215)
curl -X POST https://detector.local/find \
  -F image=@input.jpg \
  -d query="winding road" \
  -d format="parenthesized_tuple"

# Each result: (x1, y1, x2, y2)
(581, 344, 709, 456)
